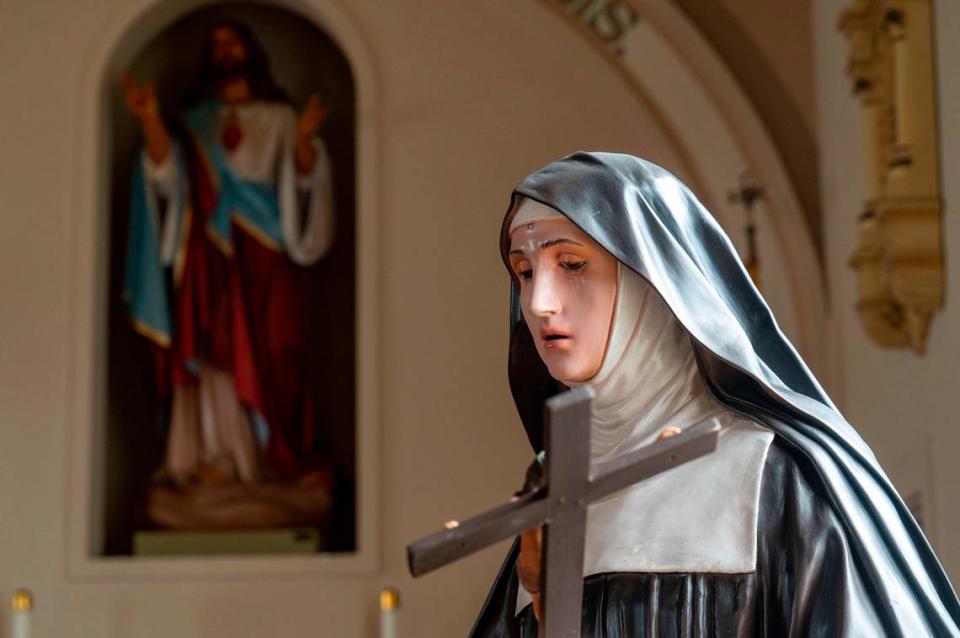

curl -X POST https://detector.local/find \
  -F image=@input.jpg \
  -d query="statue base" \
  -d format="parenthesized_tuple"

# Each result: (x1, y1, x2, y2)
(144, 479, 332, 534)
(133, 527, 322, 556)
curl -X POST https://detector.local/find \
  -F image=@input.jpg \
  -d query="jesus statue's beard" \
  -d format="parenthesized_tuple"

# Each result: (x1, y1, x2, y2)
(211, 59, 251, 87)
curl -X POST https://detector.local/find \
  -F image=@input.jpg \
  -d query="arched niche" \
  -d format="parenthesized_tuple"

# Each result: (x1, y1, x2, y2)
(539, 0, 833, 390)
(67, 0, 380, 578)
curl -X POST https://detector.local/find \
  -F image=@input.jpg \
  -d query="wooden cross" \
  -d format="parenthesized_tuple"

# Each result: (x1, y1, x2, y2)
(407, 387, 721, 637)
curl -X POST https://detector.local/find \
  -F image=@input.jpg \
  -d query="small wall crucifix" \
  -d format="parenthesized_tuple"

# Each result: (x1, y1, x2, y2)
(728, 172, 766, 288)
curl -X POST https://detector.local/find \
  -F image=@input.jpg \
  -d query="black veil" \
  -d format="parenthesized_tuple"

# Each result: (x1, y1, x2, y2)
(496, 152, 959, 635)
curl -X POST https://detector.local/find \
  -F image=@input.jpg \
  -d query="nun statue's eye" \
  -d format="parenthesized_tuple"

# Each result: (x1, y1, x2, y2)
(560, 258, 587, 272)
(513, 260, 533, 281)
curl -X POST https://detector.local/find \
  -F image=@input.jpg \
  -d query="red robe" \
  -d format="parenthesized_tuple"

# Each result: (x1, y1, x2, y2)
(154, 129, 318, 480)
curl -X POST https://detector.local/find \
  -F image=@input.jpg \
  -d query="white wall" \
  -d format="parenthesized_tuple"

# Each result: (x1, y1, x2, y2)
(814, 0, 960, 579)
(0, 1, 692, 636)
(721, 0, 815, 127)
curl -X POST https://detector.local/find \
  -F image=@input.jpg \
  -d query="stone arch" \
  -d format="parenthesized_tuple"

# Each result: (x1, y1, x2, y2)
(540, 0, 832, 386)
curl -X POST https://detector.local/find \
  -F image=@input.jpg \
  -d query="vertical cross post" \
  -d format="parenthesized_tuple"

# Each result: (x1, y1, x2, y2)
(539, 387, 593, 638)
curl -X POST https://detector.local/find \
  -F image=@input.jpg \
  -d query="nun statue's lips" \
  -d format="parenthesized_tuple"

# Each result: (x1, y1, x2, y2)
(541, 329, 572, 351)
(540, 327, 571, 341)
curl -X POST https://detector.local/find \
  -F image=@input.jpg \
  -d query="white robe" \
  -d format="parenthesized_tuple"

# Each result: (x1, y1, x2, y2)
(145, 100, 335, 267)
(142, 100, 335, 485)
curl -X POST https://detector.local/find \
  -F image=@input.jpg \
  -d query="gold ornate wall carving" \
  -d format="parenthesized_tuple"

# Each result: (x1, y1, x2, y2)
(839, 0, 942, 354)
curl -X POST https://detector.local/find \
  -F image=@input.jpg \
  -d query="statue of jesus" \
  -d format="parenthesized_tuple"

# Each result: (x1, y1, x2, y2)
(121, 19, 335, 528)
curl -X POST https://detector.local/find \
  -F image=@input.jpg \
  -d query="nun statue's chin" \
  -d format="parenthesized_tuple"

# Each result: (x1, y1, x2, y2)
(470, 152, 960, 638)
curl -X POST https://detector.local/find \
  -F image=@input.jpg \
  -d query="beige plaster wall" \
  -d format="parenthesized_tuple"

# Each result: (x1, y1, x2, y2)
(722, 0, 815, 128)
(0, 1, 691, 636)
(814, 0, 960, 582)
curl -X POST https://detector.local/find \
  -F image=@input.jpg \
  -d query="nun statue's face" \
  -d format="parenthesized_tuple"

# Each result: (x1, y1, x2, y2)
(508, 217, 618, 384)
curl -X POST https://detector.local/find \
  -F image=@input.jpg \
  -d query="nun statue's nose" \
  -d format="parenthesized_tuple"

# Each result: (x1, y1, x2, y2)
(529, 271, 561, 318)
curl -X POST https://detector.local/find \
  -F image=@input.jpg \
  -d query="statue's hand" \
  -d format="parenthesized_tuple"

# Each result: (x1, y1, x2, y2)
(659, 426, 682, 440)
(297, 93, 330, 141)
(518, 525, 543, 622)
(122, 73, 159, 120)
(514, 453, 546, 621)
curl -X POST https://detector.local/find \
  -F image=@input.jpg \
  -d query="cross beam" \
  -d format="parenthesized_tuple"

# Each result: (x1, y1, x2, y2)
(407, 387, 721, 637)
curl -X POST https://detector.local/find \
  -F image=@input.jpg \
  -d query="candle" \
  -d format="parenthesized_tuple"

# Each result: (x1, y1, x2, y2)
(11, 589, 32, 638)
(379, 588, 399, 638)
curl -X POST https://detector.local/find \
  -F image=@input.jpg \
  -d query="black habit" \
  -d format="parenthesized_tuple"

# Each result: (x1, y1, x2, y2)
(470, 153, 960, 637)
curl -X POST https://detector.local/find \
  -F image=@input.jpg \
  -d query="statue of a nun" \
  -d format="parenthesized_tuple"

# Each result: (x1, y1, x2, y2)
(471, 153, 960, 636)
